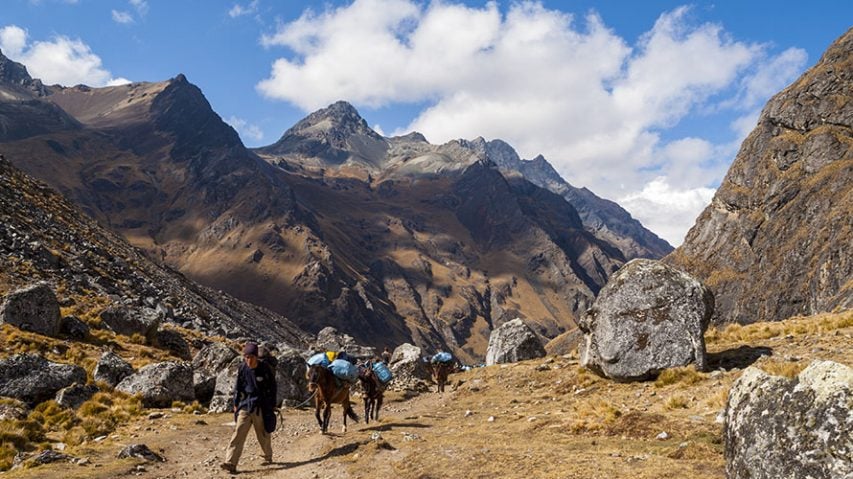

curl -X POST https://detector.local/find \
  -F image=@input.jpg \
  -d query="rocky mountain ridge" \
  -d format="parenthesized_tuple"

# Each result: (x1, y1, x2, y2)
(666, 27, 852, 324)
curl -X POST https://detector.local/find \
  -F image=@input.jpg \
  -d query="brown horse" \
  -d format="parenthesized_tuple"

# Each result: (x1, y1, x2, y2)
(358, 366, 384, 423)
(305, 364, 359, 434)
(430, 362, 453, 392)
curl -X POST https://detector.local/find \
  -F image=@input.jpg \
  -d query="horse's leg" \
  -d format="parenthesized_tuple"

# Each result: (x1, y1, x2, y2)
(363, 396, 370, 425)
(315, 398, 323, 430)
(375, 394, 383, 421)
(323, 404, 331, 434)
(342, 400, 348, 433)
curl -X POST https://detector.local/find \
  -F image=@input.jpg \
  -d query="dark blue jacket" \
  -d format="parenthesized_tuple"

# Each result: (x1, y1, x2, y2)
(233, 361, 277, 416)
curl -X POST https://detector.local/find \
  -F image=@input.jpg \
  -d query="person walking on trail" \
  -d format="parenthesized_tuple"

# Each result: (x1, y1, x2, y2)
(381, 346, 392, 364)
(221, 342, 277, 474)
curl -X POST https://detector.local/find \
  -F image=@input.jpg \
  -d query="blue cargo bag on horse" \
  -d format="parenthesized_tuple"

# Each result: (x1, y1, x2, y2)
(432, 351, 453, 364)
(372, 361, 393, 384)
(307, 352, 331, 367)
(329, 359, 359, 383)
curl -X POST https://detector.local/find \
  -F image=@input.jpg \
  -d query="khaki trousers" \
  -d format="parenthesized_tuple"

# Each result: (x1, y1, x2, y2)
(225, 409, 272, 466)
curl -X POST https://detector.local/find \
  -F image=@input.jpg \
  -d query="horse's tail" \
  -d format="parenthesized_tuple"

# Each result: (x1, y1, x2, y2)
(346, 404, 360, 423)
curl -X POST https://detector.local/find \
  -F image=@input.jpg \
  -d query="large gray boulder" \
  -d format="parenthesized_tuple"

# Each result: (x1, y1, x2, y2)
(485, 318, 546, 365)
(0, 354, 86, 405)
(725, 361, 852, 479)
(191, 342, 237, 403)
(579, 259, 713, 381)
(99, 305, 160, 341)
(271, 346, 309, 407)
(208, 355, 243, 413)
(93, 351, 134, 387)
(116, 361, 194, 408)
(388, 343, 431, 391)
(0, 283, 61, 337)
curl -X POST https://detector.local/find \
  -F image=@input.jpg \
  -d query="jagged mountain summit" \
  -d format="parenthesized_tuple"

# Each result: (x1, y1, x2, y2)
(0, 49, 665, 361)
(666, 27, 852, 324)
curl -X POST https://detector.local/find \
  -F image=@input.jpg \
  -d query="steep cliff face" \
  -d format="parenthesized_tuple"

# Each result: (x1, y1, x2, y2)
(667, 28, 852, 324)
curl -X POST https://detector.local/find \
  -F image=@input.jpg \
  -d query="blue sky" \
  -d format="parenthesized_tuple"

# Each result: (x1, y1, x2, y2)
(1, 0, 851, 245)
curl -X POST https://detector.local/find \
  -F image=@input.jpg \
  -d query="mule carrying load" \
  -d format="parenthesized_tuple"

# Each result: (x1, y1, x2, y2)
(430, 351, 454, 393)
(305, 352, 359, 434)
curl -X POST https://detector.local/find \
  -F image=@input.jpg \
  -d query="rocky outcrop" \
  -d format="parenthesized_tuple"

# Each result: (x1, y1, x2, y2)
(192, 342, 237, 403)
(93, 351, 134, 387)
(0, 283, 61, 337)
(55, 383, 98, 409)
(485, 318, 546, 365)
(208, 356, 243, 413)
(116, 361, 194, 408)
(667, 28, 853, 324)
(725, 361, 852, 479)
(579, 259, 713, 381)
(313, 326, 376, 360)
(0, 354, 86, 405)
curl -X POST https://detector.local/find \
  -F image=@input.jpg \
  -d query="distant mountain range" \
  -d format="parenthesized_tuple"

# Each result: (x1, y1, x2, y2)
(6, 27, 848, 359)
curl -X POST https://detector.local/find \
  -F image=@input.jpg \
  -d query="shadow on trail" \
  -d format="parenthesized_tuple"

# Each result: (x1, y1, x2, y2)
(238, 440, 368, 473)
(360, 422, 431, 432)
(707, 345, 773, 371)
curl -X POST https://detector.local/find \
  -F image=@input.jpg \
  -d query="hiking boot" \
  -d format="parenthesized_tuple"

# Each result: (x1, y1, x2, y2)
(220, 462, 237, 474)
(261, 458, 274, 466)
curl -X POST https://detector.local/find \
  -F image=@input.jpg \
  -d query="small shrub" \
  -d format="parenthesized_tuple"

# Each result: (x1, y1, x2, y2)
(655, 366, 704, 388)
(759, 361, 806, 379)
(665, 395, 690, 410)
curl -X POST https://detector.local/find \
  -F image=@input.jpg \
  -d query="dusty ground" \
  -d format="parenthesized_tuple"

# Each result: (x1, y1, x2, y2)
(5, 313, 851, 479)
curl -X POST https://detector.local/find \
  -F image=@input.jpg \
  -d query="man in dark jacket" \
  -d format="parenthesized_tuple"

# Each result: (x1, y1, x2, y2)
(221, 342, 277, 474)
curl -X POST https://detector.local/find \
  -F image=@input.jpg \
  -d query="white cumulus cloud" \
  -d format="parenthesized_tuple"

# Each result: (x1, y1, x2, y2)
(619, 178, 716, 246)
(229, 0, 259, 18)
(256, 1, 807, 245)
(225, 115, 264, 142)
(0, 25, 128, 87)
(112, 10, 134, 24)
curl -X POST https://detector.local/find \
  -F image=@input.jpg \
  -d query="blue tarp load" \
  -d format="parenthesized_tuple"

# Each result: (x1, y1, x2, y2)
(329, 359, 359, 383)
(307, 352, 331, 367)
(372, 361, 393, 384)
(432, 351, 453, 364)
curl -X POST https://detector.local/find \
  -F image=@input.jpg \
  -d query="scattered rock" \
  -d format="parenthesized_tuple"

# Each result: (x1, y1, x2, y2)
(0, 354, 86, 405)
(0, 399, 29, 420)
(579, 259, 713, 381)
(656, 431, 670, 441)
(485, 318, 546, 366)
(312, 326, 376, 360)
(116, 361, 194, 408)
(0, 282, 62, 337)
(725, 360, 852, 479)
(154, 328, 191, 359)
(116, 444, 165, 462)
(60, 315, 90, 340)
(93, 351, 134, 387)
(99, 305, 160, 341)
(55, 383, 99, 409)
(29, 450, 74, 466)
